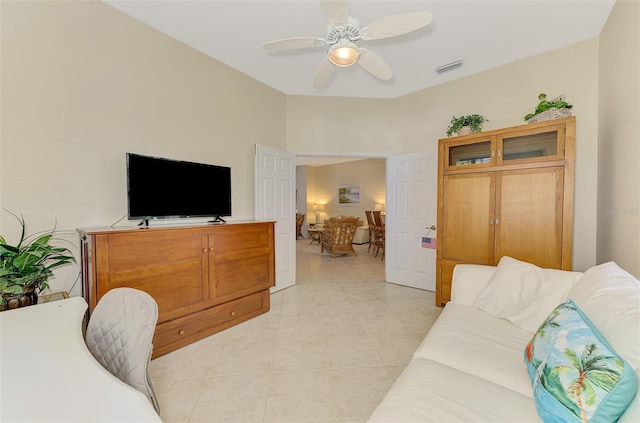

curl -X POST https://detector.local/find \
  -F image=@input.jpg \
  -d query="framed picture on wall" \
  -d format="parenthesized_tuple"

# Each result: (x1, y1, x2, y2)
(338, 184, 361, 205)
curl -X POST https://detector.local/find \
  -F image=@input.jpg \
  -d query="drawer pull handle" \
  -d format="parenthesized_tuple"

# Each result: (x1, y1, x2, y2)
(202, 248, 207, 253)
(178, 329, 185, 336)
(230, 311, 236, 317)
(209, 247, 214, 252)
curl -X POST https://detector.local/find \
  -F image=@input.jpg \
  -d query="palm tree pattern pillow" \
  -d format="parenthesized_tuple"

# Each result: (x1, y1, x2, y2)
(524, 300, 637, 423)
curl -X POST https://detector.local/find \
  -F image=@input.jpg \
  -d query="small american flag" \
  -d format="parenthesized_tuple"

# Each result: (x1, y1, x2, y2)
(422, 237, 437, 249)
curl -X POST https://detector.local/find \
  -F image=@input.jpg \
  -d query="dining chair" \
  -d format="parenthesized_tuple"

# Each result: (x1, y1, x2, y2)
(365, 211, 376, 252)
(85, 287, 160, 414)
(372, 210, 385, 260)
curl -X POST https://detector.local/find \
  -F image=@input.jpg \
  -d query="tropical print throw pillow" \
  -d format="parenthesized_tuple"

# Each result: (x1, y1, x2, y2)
(524, 300, 637, 423)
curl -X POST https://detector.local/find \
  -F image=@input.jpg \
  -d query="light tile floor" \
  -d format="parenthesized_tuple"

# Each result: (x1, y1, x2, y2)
(150, 240, 442, 423)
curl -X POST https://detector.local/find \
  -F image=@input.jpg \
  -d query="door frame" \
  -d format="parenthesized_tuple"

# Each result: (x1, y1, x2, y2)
(293, 152, 389, 274)
(255, 144, 297, 293)
(294, 153, 388, 232)
(293, 151, 438, 292)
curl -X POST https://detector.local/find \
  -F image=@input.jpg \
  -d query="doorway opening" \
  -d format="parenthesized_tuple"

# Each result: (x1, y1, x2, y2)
(295, 155, 387, 242)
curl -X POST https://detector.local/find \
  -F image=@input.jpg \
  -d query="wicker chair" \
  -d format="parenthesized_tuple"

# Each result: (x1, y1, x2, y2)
(319, 216, 359, 258)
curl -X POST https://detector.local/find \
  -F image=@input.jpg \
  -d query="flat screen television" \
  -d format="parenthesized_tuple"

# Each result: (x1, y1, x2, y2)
(126, 153, 231, 224)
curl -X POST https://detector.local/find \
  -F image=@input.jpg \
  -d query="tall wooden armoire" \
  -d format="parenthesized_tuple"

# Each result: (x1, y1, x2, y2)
(436, 117, 575, 306)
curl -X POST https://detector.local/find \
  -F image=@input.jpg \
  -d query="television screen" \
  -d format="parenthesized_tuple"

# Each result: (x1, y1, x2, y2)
(126, 153, 231, 221)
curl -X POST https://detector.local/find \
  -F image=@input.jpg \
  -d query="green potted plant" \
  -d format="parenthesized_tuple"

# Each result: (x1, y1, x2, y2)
(0, 212, 75, 311)
(446, 114, 489, 137)
(523, 93, 573, 122)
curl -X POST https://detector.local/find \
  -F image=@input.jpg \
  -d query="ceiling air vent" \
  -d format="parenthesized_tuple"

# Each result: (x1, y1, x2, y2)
(436, 60, 463, 74)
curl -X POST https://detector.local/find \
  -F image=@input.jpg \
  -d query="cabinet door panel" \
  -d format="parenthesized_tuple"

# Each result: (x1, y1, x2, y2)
(495, 168, 564, 268)
(441, 173, 495, 264)
(212, 254, 272, 300)
(99, 231, 206, 316)
(210, 224, 275, 302)
(498, 126, 563, 165)
(213, 226, 272, 252)
(444, 137, 494, 171)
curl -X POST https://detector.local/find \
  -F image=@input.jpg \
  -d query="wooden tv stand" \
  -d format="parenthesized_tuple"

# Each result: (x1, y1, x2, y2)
(78, 221, 275, 357)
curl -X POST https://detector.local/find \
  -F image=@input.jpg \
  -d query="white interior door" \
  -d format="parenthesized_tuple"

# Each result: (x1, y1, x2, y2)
(386, 151, 438, 290)
(255, 144, 296, 292)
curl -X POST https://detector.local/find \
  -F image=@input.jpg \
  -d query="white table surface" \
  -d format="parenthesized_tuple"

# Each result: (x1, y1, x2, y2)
(0, 297, 161, 422)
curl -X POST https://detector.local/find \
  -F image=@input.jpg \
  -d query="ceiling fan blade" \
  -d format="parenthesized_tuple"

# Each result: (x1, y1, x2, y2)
(312, 58, 336, 88)
(263, 37, 325, 51)
(358, 48, 393, 81)
(360, 11, 432, 40)
(320, 0, 349, 26)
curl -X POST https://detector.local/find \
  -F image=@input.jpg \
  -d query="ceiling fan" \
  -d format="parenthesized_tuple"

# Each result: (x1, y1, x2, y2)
(262, 0, 432, 88)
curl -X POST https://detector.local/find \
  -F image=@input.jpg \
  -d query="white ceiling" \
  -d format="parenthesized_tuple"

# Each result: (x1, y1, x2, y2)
(104, 0, 615, 100)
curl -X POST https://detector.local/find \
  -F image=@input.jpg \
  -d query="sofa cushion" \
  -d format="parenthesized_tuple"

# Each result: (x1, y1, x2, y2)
(568, 262, 640, 423)
(450, 263, 497, 305)
(568, 261, 640, 370)
(368, 358, 540, 423)
(524, 300, 638, 423)
(413, 302, 534, 397)
(620, 371, 640, 423)
(474, 256, 583, 333)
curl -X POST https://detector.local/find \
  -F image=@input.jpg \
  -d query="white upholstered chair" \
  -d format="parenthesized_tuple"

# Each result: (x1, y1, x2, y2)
(352, 225, 370, 244)
(85, 287, 160, 414)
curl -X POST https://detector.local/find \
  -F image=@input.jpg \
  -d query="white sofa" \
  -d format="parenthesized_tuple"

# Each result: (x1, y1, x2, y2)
(369, 258, 640, 422)
(353, 225, 370, 244)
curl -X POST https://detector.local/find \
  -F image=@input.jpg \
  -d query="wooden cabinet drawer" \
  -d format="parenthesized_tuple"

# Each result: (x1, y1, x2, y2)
(152, 290, 269, 357)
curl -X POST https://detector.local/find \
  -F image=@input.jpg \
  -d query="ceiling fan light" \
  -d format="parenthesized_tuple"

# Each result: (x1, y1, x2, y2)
(328, 40, 360, 67)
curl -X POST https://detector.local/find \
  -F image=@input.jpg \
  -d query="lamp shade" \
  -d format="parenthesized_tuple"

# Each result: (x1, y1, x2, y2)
(374, 203, 385, 212)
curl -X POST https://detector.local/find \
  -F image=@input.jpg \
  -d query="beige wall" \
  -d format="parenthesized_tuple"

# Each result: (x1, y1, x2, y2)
(288, 40, 600, 272)
(597, 0, 640, 277)
(287, 96, 393, 155)
(303, 159, 386, 226)
(0, 1, 287, 295)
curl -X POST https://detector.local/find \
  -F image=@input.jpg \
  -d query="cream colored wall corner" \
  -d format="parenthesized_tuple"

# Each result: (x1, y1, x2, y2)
(597, 0, 640, 277)
(0, 1, 3, 236)
(0, 1, 286, 296)
(288, 40, 600, 272)
(305, 159, 386, 224)
(305, 166, 319, 225)
(296, 165, 309, 236)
